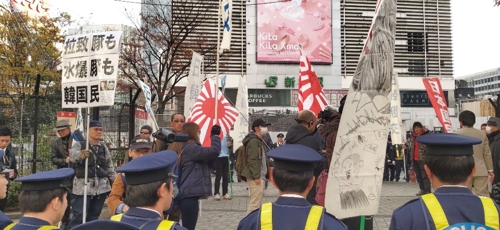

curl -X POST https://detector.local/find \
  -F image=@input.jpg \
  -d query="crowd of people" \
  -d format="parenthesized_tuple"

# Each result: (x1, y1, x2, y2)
(0, 95, 499, 229)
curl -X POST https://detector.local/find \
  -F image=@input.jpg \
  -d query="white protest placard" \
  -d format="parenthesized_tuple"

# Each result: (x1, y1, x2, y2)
(61, 31, 123, 108)
(183, 51, 204, 119)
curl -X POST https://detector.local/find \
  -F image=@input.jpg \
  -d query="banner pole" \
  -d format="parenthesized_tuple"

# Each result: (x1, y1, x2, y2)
(82, 107, 90, 223)
(214, 0, 221, 123)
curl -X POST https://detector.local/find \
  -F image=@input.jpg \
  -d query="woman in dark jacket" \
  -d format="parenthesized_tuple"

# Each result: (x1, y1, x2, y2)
(175, 122, 221, 230)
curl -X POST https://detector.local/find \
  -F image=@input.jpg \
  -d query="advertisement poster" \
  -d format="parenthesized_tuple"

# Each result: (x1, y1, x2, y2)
(256, 0, 332, 63)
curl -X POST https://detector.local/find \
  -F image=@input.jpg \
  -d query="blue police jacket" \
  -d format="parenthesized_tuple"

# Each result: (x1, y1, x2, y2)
(115, 207, 186, 230)
(0, 211, 12, 229)
(237, 196, 347, 230)
(390, 186, 500, 230)
(7, 217, 54, 230)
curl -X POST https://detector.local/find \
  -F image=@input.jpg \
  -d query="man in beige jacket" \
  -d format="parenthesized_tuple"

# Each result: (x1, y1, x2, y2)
(455, 110, 494, 196)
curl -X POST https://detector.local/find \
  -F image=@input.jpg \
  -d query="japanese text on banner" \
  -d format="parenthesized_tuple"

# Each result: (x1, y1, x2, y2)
(61, 31, 123, 108)
(422, 78, 453, 133)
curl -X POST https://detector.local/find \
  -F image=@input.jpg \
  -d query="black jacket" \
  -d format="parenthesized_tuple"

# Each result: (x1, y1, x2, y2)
(285, 124, 325, 205)
(50, 134, 73, 169)
(0, 144, 17, 179)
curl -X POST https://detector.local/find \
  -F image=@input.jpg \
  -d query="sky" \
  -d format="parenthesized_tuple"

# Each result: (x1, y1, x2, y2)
(46, 0, 500, 78)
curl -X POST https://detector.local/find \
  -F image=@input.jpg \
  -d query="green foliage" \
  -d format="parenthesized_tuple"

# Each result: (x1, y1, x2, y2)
(6, 181, 21, 211)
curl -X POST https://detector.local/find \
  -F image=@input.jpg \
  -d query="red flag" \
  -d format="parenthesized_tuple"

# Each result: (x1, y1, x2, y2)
(298, 51, 328, 115)
(188, 79, 239, 146)
(422, 78, 453, 133)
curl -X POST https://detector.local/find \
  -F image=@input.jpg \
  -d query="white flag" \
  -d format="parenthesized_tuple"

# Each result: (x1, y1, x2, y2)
(77, 108, 84, 135)
(390, 72, 403, 145)
(183, 51, 204, 119)
(220, 0, 232, 53)
(138, 80, 152, 115)
(232, 76, 249, 150)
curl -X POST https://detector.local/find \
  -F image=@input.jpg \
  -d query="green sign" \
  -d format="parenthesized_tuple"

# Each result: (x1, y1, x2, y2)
(224, 89, 291, 107)
(264, 76, 324, 88)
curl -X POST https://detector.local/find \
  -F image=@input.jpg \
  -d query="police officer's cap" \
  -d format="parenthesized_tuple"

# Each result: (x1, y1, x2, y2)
(277, 133, 284, 138)
(267, 144, 322, 172)
(15, 168, 74, 191)
(71, 219, 139, 230)
(417, 133, 481, 156)
(117, 150, 178, 185)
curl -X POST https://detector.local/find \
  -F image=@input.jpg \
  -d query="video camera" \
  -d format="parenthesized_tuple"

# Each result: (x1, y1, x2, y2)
(152, 128, 189, 144)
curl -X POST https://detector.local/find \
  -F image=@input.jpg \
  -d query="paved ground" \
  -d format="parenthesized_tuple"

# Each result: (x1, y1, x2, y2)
(7, 180, 419, 230)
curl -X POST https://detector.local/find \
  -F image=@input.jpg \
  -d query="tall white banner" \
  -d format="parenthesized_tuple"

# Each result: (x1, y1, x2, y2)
(183, 51, 203, 119)
(61, 31, 123, 108)
(325, 0, 396, 219)
(390, 72, 403, 145)
(220, 0, 232, 53)
(232, 76, 249, 149)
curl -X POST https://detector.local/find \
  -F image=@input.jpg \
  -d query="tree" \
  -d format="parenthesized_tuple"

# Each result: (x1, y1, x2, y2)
(120, 0, 221, 114)
(0, 5, 71, 134)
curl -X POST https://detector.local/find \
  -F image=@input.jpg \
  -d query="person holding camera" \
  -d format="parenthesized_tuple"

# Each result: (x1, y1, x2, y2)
(174, 122, 221, 230)
(153, 113, 185, 152)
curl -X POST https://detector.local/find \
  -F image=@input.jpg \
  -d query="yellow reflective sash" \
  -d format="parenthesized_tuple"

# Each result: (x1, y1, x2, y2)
(260, 202, 324, 230)
(421, 194, 500, 230)
(479, 196, 500, 230)
(110, 213, 175, 230)
(4, 223, 58, 230)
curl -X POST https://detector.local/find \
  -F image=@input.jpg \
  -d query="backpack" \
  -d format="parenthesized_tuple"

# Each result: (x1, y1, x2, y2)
(315, 169, 328, 206)
(235, 145, 248, 182)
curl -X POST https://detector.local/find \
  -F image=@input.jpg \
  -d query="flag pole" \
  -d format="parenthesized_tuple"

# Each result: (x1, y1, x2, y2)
(214, 0, 222, 123)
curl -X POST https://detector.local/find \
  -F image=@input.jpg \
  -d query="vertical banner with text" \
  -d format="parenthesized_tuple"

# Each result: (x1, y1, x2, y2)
(61, 31, 123, 108)
(233, 76, 249, 149)
(389, 72, 403, 145)
(422, 78, 453, 133)
(183, 51, 204, 119)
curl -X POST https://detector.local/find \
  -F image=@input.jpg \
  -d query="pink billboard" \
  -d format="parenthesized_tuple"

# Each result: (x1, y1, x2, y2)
(257, 0, 332, 63)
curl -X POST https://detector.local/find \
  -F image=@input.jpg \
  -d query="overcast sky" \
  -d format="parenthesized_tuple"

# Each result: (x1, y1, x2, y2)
(48, 0, 500, 78)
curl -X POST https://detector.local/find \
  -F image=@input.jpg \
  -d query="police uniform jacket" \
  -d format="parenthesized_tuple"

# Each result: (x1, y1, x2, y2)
(0, 211, 12, 229)
(390, 186, 500, 230)
(116, 207, 186, 230)
(7, 217, 56, 230)
(237, 196, 347, 230)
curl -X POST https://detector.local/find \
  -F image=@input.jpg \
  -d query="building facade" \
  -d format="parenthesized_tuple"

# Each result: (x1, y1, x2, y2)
(456, 68, 500, 98)
(143, 0, 455, 131)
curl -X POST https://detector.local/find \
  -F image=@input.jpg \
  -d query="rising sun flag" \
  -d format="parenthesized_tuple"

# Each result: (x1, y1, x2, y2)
(298, 50, 328, 115)
(188, 79, 239, 147)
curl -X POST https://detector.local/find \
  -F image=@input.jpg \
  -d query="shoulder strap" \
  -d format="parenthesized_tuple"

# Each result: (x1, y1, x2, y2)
(157, 220, 176, 230)
(479, 196, 500, 229)
(260, 202, 273, 230)
(420, 193, 449, 230)
(4, 223, 15, 230)
(305, 205, 324, 230)
(110, 213, 124, 221)
(38, 226, 59, 230)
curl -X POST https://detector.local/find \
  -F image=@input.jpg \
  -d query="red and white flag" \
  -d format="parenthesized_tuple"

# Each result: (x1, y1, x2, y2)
(188, 79, 239, 147)
(298, 51, 328, 115)
(422, 78, 453, 133)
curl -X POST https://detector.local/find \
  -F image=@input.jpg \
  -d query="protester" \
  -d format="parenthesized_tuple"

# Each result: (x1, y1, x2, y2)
(5, 168, 74, 229)
(153, 113, 185, 152)
(175, 122, 221, 230)
(487, 117, 500, 203)
(107, 137, 153, 214)
(139, 125, 153, 140)
(237, 144, 347, 230)
(241, 119, 271, 215)
(50, 120, 74, 229)
(67, 120, 117, 229)
(390, 133, 500, 229)
(409, 121, 431, 196)
(455, 111, 493, 197)
(214, 136, 231, 201)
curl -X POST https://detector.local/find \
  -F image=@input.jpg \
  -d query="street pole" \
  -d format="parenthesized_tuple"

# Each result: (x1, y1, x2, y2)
(31, 74, 41, 174)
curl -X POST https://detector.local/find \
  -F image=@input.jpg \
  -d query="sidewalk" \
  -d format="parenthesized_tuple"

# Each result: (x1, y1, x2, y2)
(6, 180, 419, 230)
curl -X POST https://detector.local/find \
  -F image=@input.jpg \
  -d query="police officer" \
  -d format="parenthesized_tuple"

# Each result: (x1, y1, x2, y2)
(0, 167, 13, 229)
(70, 219, 139, 230)
(78, 150, 186, 230)
(390, 133, 500, 230)
(237, 144, 347, 230)
(5, 168, 74, 230)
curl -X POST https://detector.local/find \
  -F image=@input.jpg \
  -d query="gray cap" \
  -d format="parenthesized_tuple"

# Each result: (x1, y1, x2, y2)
(487, 117, 500, 126)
